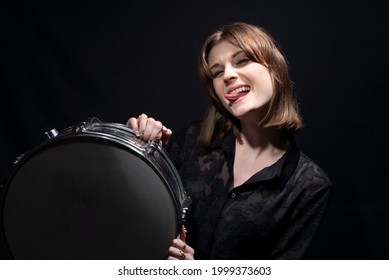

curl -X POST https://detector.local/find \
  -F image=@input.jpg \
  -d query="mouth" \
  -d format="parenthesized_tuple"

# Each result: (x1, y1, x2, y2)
(225, 86, 250, 105)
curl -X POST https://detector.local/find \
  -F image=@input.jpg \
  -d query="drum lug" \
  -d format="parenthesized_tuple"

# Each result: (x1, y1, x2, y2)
(74, 126, 86, 134)
(44, 128, 59, 140)
(13, 153, 25, 165)
(146, 141, 160, 156)
(181, 196, 192, 222)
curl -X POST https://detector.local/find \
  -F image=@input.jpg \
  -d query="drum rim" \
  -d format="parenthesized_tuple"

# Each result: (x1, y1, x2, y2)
(2, 118, 187, 206)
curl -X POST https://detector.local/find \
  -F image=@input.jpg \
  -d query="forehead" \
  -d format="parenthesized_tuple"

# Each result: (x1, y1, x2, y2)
(208, 40, 242, 66)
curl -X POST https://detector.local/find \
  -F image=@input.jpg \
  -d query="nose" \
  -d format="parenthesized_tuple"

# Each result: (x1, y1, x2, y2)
(223, 64, 237, 85)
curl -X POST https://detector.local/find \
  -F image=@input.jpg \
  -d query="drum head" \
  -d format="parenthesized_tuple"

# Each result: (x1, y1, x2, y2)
(1, 136, 178, 259)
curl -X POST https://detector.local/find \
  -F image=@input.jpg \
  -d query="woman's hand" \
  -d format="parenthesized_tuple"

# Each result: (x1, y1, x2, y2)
(167, 226, 195, 260)
(126, 113, 172, 145)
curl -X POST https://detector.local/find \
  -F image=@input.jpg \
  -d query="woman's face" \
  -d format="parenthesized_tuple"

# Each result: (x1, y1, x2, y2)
(208, 40, 274, 121)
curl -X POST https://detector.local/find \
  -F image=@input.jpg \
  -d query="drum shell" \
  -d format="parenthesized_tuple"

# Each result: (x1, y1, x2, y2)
(0, 120, 187, 260)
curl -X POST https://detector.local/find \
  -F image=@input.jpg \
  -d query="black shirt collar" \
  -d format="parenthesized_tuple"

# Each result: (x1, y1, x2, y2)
(212, 132, 300, 190)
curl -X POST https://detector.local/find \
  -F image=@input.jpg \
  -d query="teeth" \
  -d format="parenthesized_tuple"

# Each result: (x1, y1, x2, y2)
(230, 86, 250, 95)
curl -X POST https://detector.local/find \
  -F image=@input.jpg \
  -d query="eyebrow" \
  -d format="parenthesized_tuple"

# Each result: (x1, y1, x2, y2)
(209, 50, 245, 70)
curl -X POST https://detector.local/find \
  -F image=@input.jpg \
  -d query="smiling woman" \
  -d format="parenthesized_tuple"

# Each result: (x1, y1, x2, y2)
(126, 22, 331, 260)
(198, 22, 303, 146)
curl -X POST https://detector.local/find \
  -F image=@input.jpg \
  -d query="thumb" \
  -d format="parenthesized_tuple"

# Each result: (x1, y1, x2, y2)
(161, 128, 172, 146)
(180, 225, 187, 242)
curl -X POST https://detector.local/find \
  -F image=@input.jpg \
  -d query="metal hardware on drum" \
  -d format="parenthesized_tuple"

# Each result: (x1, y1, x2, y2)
(44, 128, 59, 140)
(12, 154, 25, 165)
(146, 141, 160, 156)
(0, 117, 191, 260)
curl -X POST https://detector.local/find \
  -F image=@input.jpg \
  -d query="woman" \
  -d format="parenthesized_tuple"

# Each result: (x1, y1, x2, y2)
(127, 22, 331, 260)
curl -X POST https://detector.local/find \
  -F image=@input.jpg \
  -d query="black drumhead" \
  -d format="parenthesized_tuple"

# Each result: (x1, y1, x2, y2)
(1, 136, 178, 259)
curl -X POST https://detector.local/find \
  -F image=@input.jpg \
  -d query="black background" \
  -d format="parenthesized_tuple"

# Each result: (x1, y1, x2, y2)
(1, 0, 388, 259)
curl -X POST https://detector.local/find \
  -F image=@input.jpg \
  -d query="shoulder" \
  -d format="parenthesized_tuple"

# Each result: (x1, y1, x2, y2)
(165, 120, 203, 162)
(292, 152, 332, 191)
(282, 151, 332, 213)
(183, 120, 202, 138)
(171, 120, 202, 146)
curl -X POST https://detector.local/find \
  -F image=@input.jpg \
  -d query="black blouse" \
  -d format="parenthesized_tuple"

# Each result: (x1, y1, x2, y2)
(166, 121, 331, 259)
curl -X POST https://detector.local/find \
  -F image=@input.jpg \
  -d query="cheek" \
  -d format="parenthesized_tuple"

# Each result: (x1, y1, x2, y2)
(212, 81, 224, 99)
(254, 72, 274, 96)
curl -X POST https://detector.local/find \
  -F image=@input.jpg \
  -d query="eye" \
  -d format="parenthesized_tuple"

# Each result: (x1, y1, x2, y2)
(211, 69, 224, 78)
(236, 57, 249, 66)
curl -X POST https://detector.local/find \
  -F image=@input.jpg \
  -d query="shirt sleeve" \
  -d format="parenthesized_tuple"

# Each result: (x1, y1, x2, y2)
(270, 160, 332, 259)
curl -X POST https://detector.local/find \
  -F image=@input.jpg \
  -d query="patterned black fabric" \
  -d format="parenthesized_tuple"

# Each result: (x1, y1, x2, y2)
(166, 121, 331, 259)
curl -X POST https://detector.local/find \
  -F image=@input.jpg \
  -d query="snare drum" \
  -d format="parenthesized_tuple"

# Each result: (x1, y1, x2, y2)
(0, 117, 190, 259)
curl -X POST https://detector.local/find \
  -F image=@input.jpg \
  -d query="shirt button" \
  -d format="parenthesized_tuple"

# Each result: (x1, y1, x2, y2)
(231, 193, 236, 198)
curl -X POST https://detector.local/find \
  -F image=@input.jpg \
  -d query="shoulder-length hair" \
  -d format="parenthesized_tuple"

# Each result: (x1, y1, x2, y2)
(198, 22, 303, 147)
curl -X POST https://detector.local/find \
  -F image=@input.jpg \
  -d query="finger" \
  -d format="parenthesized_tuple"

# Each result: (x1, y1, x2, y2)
(137, 113, 148, 136)
(172, 238, 184, 250)
(180, 225, 187, 242)
(126, 117, 139, 132)
(175, 237, 195, 257)
(161, 127, 173, 145)
(172, 238, 189, 254)
(150, 120, 164, 141)
(167, 246, 179, 260)
(168, 246, 186, 260)
(167, 241, 194, 260)
(142, 117, 158, 140)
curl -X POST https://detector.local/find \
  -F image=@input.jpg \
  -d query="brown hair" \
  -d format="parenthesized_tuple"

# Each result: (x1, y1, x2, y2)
(198, 22, 303, 147)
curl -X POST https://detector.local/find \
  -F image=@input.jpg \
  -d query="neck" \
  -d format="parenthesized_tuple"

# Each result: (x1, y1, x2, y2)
(238, 120, 287, 152)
